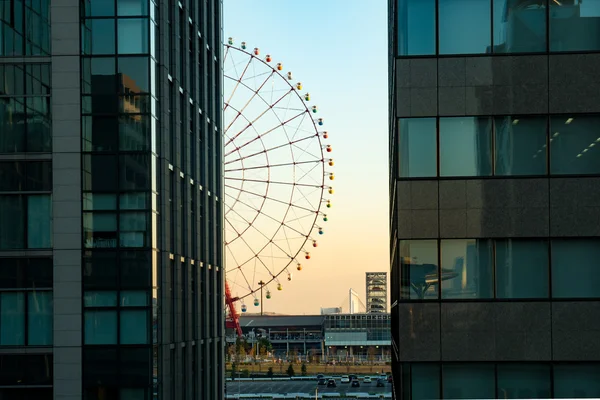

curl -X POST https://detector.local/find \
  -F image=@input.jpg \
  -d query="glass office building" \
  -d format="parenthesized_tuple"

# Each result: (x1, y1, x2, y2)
(0, 0, 224, 399)
(389, 0, 600, 398)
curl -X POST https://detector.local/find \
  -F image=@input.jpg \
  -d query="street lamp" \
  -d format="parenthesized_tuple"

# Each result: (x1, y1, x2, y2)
(258, 280, 266, 315)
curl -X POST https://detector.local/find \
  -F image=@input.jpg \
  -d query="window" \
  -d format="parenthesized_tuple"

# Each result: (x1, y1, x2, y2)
(82, 116, 119, 152)
(496, 240, 549, 299)
(399, 240, 439, 300)
(550, 0, 600, 52)
(412, 364, 440, 400)
(118, 57, 149, 94)
(0, 291, 51, 345)
(84, 290, 150, 345)
(554, 364, 600, 398)
(27, 291, 52, 345)
(493, 0, 547, 53)
(439, 0, 492, 55)
(398, 118, 437, 178)
(552, 239, 600, 298)
(0, 195, 51, 249)
(0, 354, 53, 385)
(0, 257, 52, 289)
(550, 115, 600, 175)
(443, 364, 495, 399)
(117, 19, 149, 54)
(497, 364, 551, 399)
(86, 19, 116, 55)
(441, 239, 493, 299)
(0, 161, 52, 191)
(84, 310, 118, 344)
(118, 0, 149, 16)
(494, 116, 547, 175)
(439, 117, 492, 177)
(0, 1, 50, 56)
(88, 0, 115, 17)
(397, 0, 436, 56)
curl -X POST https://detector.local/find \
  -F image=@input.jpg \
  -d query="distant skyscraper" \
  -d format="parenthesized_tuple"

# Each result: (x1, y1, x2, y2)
(0, 0, 224, 399)
(390, 0, 600, 399)
(366, 272, 387, 313)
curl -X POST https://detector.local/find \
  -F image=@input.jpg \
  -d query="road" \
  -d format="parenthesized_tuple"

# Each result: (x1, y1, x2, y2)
(226, 380, 392, 395)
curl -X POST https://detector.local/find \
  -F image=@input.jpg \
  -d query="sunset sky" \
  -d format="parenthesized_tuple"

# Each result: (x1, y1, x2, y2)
(223, 0, 389, 315)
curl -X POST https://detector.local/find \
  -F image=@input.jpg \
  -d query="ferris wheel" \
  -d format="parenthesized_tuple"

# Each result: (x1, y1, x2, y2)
(223, 38, 334, 329)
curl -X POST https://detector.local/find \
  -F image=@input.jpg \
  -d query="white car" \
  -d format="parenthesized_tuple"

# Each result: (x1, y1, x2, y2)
(363, 376, 372, 383)
(340, 375, 350, 383)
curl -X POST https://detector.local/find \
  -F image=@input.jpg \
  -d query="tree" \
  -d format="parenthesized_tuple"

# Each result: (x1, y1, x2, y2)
(287, 363, 295, 377)
(367, 346, 377, 372)
(257, 337, 273, 357)
(301, 363, 307, 376)
(267, 367, 274, 378)
(227, 344, 236, 363)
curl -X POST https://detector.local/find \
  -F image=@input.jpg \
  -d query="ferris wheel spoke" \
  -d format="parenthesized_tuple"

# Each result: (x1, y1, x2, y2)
(223, 71, 277, 137)
(224, 110, 306, 158)
(225, 176, 323, 190)
(224, 159, 321, 173)
(224, 55, 253, 112)
(225, 183, 318, 215)
(225, 134, 313, 165)
(224, 191, 311, 241)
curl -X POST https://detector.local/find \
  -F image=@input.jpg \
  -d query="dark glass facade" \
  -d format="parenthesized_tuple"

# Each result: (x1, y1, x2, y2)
(390, 0, 600, 398)
(1, 0, 223, 399)
(0, 1, 53, 398)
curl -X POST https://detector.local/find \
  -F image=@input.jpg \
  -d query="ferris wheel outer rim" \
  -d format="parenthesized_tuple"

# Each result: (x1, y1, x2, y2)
(222, 42, 330, 302)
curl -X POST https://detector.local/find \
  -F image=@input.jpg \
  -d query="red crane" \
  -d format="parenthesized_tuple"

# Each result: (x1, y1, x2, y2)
(225, 281, 242, 337)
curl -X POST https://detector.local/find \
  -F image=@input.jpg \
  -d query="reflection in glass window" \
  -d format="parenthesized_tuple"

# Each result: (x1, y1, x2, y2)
(554, 364, 600, 398)
(27, 292, 53, 345)
(119, 114, 150, 151)
(550, 0, 600, 52)
(120, 154, 150, 190)
(495, 116, 547, 175)
(496, 240, 549, 299)
(441, 239, 493, 299)
(82, 116, 119, 152)
(120, 212, 148, 248)
(120, 310, 148, 344)
(552, 239, 600, 298)
(119, 193, 148, 210)
(440, 117, 492, 177)
(550, 115, 600, 175)
(493, 0, 547, 53)
(118, 57, 149, 93)
(84, 310, 117, 344)
(83, 212, 118, 249)
(443, 364, 495, 399)
(118, 19, 149, 54)
(398, 118, 437, 178)
(399, 240, 439, 300)
(439, 0, 491, 54)
(397, 0, 436, 56)
(83, 155, 119, 192)
(412, 364, 440, 400)
(0, 292, 25, 345)
(497, 364, 551, 399)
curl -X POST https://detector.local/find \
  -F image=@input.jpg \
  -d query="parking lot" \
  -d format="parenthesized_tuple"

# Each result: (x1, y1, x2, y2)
(226, 379, 392, 395)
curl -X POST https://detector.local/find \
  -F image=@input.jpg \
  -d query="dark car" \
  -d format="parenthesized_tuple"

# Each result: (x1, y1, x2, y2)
(317, 378, 327, 385)
(387, 375, 393, 383)
(376, 378, 385, 387)
(351, 379, 360, 388)
(349, 374, 358, 382)
(316, 374, 324, 380)
(327, 379, 337, 388)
